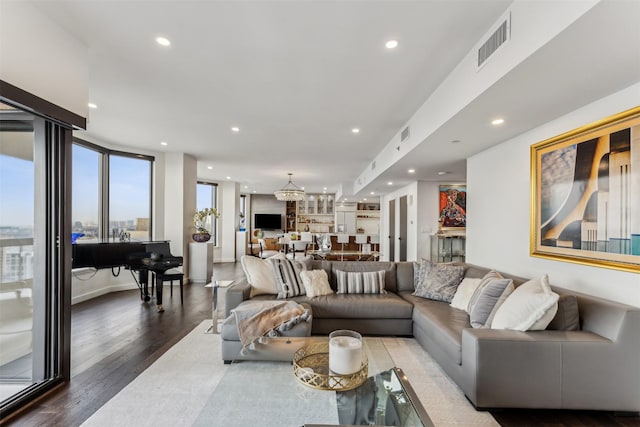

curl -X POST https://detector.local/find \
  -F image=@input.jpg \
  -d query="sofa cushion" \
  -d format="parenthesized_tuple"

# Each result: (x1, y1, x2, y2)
(546, 294, 580, 331)
(396, 262, 416, 292)
(449, 277, 482, 312)
(292, 293, 413, 319)
(413, 261, 464, 303)
(402, 292, 469, 365)
(469, 278, 514, 328)
(300, 269, 333, 298)
(269, 257, 307, 298)
(336, 270, 386, 294)
(491, 275, 559, 331)
(241, 254, 284, 297)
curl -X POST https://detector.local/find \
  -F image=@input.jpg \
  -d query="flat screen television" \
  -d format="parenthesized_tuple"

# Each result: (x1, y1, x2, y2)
(254, 213, 282, 230)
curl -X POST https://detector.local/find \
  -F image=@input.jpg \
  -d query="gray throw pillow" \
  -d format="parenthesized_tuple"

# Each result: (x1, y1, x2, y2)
(469, 278, 514, 328)
(413, 261, 464, 303)
(269, 258, 307, 299)
(546, 294, 580, 331)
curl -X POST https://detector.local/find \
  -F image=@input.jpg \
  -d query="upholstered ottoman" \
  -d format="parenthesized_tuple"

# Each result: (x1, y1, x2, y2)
(221, 301, 313, 363)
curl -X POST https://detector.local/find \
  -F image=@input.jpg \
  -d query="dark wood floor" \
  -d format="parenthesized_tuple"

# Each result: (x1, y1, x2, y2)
(3, 262, 639, 426)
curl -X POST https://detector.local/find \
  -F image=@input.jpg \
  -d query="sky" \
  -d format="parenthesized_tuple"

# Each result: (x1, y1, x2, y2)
(0, 144, 151, 231)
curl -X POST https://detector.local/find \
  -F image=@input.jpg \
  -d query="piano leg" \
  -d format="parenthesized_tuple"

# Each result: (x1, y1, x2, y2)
(138, 269, 151, 302)
(155, 273, 164, 312)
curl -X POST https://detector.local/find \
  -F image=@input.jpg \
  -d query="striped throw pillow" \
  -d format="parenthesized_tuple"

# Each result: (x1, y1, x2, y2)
(269, 258, 307, 298)
(336, 270, 386, 294)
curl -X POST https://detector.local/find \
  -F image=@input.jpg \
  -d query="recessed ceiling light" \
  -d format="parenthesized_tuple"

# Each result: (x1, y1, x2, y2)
(363, 198, 367, 201)
(385, 40, 398, 49)
(207, 166, 213, 170)
(491, 118, 505, 125)
(370, 192, 375, 195)
(156, 36, 171, 46)
(253, 190, 257, 193)
(231, 127, 240, 132)
(160, 141, 168, 146)
(437, 171, 449, 175)
(244, 185, 248, 189)
(88, 103, 97, 109)
(408, 169, 415, 174)
(387, 182, 393, 186)
(352, 128, 360, 134)
(343, 198, 348, 201)
(323, 187, 327, 190)
(226, 176, 231, 180)
(301, 187, 305, 190)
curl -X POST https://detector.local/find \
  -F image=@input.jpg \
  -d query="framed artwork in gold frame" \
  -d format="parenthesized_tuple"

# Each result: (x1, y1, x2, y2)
(530, 106, 640, 273)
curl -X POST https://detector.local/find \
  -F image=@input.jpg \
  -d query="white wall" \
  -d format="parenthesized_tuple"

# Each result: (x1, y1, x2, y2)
(416, 181, 446, 261)
(164, 152, 197, 276)
(0, 0, 89, 117)
(219, 181, 240, 263)
(468, 83, 640, 307)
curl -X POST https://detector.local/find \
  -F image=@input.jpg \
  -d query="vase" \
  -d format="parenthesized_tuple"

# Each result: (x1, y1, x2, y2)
(192, 232, 211, 243)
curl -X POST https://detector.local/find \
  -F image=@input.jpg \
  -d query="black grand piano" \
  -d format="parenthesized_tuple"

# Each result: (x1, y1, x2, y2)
(72, 241, 182, 312)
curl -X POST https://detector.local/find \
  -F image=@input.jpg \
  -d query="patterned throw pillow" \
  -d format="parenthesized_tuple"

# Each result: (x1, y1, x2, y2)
(412, 261, 464, 303)
(300, 269, 334, 298)
(336, 270, 386, 294)
(269, 258, 307, 299)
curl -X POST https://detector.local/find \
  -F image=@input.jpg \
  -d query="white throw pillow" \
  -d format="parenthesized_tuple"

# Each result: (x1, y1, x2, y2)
(491, 274, 559, 331)
(450, 278, 482, 312)
(240, 254, 284, 297)
(300, 269, 334, 298)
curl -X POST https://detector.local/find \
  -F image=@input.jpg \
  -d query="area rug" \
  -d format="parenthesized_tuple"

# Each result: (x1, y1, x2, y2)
(82, 320, 498, 427)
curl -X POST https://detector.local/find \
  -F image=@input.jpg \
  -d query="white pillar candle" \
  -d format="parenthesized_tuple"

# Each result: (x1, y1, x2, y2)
(329, 330, 362, 375)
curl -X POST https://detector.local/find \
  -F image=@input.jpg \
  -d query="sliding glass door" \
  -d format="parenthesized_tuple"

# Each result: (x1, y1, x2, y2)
(0, 100, 71, 417)
(0, 107, 37, 401)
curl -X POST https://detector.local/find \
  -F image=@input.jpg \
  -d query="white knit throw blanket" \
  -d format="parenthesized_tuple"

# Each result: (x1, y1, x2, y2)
(232, 300, 311, 348)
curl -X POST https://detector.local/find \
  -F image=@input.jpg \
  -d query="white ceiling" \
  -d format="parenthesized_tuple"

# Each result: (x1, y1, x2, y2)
(32, 0, 640, 199)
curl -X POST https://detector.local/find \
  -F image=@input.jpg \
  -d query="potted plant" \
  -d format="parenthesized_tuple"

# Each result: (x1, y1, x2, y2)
(193, 207, 220, 242)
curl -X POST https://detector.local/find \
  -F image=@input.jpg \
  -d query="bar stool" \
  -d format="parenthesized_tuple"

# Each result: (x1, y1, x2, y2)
(155, 268, 184, 304)
(337, 233, 350, 261)
(355, 234, 368, 252)
(370, 235, 380, 253)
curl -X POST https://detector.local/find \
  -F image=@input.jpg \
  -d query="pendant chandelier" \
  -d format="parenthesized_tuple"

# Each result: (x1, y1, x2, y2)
(274, 173, 305, 201)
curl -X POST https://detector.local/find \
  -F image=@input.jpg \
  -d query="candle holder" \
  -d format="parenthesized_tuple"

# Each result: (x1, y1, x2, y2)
(293, 341, 368, 391)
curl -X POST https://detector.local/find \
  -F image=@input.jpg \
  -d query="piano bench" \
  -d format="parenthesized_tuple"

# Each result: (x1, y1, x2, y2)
(154, 269, 184, 304)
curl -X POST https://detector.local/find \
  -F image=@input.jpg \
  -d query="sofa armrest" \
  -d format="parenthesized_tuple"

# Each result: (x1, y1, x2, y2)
(460, 328, 608, 409)
(223, 279, 251, 318)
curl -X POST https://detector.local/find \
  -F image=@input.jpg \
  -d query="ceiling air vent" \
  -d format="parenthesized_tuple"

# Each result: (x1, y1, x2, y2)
(371, 160, 376, 171)
(401, 126, 410, 142)
(478, 13, 510, 69)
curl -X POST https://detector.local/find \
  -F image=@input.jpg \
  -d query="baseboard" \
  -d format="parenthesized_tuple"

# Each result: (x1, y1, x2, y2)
(216, 257, 237, 263)
(72, 283, 138, 305)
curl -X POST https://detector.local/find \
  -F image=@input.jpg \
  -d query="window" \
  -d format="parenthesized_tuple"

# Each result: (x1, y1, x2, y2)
(197, 182, 218, 244)
(72, 139, 153, 243)
(72, 144, 100, 242)
(109, 154, 151, 241)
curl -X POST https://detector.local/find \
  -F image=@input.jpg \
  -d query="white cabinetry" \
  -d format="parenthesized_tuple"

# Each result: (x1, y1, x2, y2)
(297, 194, 335, 233)
(189, 242, 213, 284)
(335, 203, 357, 234)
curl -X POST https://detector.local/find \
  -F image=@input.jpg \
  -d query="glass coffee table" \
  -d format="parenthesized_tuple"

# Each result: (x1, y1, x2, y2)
(213, 336, 434, 427)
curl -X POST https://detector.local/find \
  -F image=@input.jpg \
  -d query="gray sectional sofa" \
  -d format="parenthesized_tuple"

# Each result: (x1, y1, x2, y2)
(222, 259, 640, 413)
